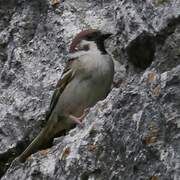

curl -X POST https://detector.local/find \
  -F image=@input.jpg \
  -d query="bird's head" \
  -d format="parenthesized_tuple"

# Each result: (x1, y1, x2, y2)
(69, 29, 112, 54)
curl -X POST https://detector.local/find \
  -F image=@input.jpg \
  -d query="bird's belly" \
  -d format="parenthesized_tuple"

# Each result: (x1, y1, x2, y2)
(55, 75, 110, 117)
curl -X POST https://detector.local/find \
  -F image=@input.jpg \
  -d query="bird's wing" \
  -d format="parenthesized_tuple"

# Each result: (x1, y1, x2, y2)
(45, 59, 75, 121)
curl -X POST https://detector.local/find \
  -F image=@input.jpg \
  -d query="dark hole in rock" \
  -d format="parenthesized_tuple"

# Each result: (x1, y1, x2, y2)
(127, 33, 155, 69)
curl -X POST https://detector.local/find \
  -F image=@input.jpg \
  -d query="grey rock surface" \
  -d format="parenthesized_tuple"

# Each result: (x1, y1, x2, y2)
(0, 0, 180, 179)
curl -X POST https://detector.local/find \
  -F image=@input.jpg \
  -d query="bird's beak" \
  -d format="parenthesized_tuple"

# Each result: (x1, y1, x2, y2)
(101, 31, 113, 40)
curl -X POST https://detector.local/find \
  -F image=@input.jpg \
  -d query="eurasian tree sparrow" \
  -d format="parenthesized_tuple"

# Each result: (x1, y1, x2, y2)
(17, 29, 114, 162)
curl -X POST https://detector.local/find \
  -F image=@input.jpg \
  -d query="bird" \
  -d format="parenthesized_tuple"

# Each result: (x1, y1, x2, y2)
(17, 29, 114, 162)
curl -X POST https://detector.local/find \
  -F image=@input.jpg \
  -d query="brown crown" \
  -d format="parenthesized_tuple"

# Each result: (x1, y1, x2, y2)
(69, 29, 98, 53)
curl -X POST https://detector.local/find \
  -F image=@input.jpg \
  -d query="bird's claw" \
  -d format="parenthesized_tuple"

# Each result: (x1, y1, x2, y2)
(68, 108, 90, 128)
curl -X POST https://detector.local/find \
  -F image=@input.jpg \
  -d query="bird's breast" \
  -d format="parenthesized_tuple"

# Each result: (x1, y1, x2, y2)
(77, 53, 114, 94)
(56, 52, 114, 117)
(78, 53, 113, 78)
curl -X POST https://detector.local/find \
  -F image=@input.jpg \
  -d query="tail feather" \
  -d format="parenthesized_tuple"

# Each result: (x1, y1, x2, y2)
(18, 127, 52, 162)
(18, 114, 65, 162)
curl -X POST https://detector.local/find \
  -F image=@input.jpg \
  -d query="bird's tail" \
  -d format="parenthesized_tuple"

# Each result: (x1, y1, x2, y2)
(17, 116, 59, 163)
(17, 127, 52, 163)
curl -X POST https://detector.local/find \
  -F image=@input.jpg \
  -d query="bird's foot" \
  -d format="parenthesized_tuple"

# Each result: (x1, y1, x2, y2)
(69, 108, 90, 128)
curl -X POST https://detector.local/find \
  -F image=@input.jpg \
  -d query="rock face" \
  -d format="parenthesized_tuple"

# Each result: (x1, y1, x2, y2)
(0, 0, 180, 179)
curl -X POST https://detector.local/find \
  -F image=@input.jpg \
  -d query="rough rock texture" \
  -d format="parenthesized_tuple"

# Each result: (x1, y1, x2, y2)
(0, 0, 180, 179)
